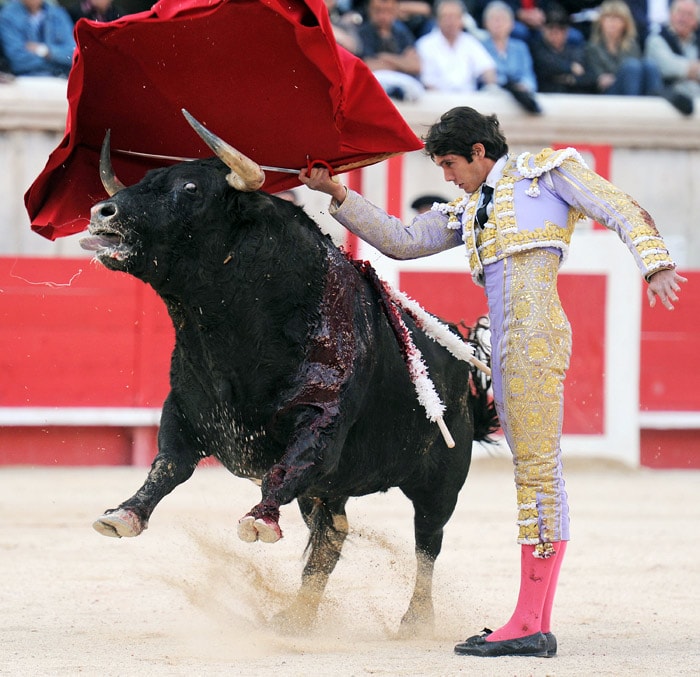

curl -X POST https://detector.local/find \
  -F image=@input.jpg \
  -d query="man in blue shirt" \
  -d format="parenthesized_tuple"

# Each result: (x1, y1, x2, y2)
(0, 0, 75, 77)
(358, 0, 425, 100)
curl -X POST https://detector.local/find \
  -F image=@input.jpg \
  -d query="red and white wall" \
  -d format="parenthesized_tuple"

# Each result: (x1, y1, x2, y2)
(1, 223, 697, 469)
(1, 91, 698, 469)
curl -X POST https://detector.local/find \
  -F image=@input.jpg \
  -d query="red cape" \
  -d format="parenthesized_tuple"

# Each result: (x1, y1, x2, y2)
(26, 0, 422, 240)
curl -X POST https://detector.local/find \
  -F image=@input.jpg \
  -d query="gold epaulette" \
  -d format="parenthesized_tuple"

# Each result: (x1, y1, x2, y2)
(516, 148, 589, 197)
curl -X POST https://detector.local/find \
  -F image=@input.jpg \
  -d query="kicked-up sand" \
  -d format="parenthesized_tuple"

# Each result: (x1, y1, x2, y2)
(1, 454, 698, 676)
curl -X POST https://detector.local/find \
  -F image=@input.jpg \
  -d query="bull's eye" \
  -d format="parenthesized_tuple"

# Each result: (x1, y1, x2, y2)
(184, 182, 197, 193)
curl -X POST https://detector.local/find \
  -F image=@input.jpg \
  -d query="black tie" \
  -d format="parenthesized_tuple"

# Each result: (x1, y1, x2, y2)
(476, 185, 494, 227)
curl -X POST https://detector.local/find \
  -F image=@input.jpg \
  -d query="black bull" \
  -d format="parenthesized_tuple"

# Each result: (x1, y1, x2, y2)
(80, 139, 497, 634)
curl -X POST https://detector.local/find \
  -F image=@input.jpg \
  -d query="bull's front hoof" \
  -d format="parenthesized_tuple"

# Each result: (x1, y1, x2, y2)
(271, 604, 316, 635)
(397, 605, 435, 639)
(237, 515, 283, 543)
(93, 509, 147, 538)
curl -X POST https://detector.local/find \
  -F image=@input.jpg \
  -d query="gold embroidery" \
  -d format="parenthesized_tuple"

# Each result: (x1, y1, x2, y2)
(475, 222, 572, 266)
(555, 160, 675, 275)
(629, 224, 664, 240)
(534, 542, 556, 558)
(517, 487, 538, 505)
(528, 337, 549, 360)
(463, 150, 674, 285)
(499, 249, 571, 545)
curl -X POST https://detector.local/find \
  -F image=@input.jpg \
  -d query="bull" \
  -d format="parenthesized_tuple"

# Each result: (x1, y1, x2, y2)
(80, 113, 497, 634)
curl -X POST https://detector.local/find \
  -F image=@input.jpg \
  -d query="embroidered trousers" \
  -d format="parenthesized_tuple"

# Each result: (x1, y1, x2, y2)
(484, 248, 571, 545)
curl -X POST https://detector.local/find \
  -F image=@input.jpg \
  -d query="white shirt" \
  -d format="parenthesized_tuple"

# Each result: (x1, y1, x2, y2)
(416, 29, 496, 92)
(472, 155, 509, 228)
(647, 0, 670, 30)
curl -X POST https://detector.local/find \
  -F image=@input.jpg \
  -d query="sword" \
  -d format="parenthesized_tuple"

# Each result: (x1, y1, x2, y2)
(114, 149, 332, 175)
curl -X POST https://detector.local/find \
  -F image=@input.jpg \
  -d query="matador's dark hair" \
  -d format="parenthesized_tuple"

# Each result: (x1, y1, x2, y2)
(423, 107, 509, 163)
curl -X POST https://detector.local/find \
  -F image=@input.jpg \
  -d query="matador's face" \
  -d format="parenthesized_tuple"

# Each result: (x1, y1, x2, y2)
(433, 148, 493, 195)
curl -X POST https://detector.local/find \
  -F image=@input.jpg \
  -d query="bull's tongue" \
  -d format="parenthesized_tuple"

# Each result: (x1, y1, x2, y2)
(79, 234, 119, 251)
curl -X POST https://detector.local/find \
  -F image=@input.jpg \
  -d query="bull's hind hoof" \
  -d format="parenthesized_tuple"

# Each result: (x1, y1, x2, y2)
(237, 516, 258, 542)
(237, 515, 282, 543)
(93, 509, 147, 538)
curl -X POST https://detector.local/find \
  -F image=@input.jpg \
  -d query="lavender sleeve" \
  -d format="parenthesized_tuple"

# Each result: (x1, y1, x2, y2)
(549, 160, 676, 277)
(330, 188, 464, 260)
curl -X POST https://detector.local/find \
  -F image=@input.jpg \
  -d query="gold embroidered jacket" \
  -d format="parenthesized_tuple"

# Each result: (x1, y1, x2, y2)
(331, 148, 676, 286)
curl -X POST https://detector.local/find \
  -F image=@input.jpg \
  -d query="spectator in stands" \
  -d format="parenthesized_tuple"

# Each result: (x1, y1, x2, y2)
(530, 4, 597, 91)
(645, 0, 671, 37)
(482, 0, 542, 111)
(416, 0, 497, 91)
(0, 41, 15, 82)
(469, 0, 554, 43)
(559, 0, 604, 40)
(324, 0, 362, 54)
(514, 0, 552, 39)
(585, 0, 695, 113)
(622, 0, 659, 45)
(67, 0, 121, 24)
(358, 0, 425, 100)
(561, 0, 655, 45)
(396, 0, 436, 38)
(0, 0, 75, 77)
(585, 0, 663, 93)
(645, 0, 700, 101)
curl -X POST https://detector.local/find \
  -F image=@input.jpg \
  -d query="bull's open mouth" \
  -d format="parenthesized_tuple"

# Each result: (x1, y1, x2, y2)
(79, 230, 131, 261)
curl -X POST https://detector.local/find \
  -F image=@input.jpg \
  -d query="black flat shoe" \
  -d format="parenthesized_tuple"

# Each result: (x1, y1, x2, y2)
(454, 628, 548, 657)
(544, 631, 557, 657)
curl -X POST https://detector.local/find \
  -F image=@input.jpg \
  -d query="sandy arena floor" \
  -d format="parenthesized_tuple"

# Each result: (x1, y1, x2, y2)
(1, 455, 698, 676)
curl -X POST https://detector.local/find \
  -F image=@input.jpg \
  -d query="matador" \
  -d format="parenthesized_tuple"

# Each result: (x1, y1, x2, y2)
(300, 106, 685, 658)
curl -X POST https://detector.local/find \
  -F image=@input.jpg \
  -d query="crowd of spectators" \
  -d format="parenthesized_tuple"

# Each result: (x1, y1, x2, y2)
(0, 0, 698, 116)
(0, 0, 146, 79)
(336, 0, 700, 114)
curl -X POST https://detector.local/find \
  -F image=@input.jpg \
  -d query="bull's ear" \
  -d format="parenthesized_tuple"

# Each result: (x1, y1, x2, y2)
(182, 109, 265, 192)
(100, 130, 126, 196)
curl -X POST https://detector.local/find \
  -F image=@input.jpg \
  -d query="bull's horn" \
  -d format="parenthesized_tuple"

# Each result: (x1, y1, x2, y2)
(99, 130, 126, 196)
(182, 109, 265, 192)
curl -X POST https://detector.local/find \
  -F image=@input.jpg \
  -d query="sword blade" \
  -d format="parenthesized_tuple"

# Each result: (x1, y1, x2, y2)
(114, 149, 300, 173)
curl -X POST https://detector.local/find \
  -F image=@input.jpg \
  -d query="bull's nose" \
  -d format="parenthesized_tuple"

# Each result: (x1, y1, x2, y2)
(91, 200, 118, 221)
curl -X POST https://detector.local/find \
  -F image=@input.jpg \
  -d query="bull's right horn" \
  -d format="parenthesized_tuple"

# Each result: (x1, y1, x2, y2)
(99, 130, 126, 196)
(182, 109, 265, 192)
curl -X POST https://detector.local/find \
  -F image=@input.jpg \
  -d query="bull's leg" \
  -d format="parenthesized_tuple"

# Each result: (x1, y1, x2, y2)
(238, 405, 346, 544)
(93, 399, 199, 538)
(401, 520, 441, 636)
(398, 486, 462, 637)
(272, 496, 349, 633)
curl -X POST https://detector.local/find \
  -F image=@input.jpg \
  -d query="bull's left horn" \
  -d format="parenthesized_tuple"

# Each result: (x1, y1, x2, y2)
(100, 130, 126, 196)
(182, 109, 265, 192)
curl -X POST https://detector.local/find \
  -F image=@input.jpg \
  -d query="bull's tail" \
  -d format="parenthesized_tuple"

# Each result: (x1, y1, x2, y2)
(463, 316, 500, 443)
(302, 498, 344, 560)
(469, 376, 499, 443)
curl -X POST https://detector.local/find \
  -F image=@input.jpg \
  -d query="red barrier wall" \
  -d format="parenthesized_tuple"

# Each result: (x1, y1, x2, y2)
(639, 271, 700, 468)
(640, 275, 700, 411)
(0, 259, 697, 467)
(1, 258, 172, 408)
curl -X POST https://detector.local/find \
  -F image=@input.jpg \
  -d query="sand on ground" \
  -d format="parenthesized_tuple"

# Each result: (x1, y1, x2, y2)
(1, 455, 698, 676)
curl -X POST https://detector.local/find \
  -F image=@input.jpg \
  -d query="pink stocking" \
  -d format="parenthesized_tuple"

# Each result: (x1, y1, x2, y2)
(486, 542, 564, 642)
(541, 540, 567, 633)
